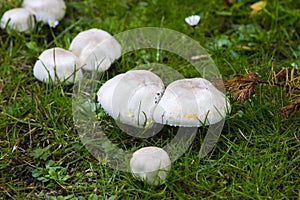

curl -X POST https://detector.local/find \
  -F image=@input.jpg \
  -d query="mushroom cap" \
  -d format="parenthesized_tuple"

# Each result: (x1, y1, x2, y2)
(97, 70, 164, 128)
(97, 73, 125, 111)
(33, 47, 83, 84)
(22, 0, 66, 27)
(130, 146, 171, 186)
(153, 78, 230, 127)
(69, 28, 121, 71)
(0, 8, 35, 33)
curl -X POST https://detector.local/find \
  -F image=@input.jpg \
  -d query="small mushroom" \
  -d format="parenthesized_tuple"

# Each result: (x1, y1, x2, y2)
(33, 47, 83, 84)
(97, 70, 164, 128)
(22, 0, 66, 28)
(130, 146, 171, 186)
(153, 78, 230, 127)
(69, 28, 121, 71)
(0, 8, 35, 33)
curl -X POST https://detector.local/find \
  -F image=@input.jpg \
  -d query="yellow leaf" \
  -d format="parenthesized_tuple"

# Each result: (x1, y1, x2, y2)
(249, 1, 267, 17)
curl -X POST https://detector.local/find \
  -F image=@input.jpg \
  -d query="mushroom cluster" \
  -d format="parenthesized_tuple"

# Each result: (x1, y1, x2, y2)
(33, 28, 121, 84)
(2, 2, 229, 186)
(0, 0, 66, 33)
(1, 4, 121, 83)
(97, 70, 230, 128)
(97, 70, 230, 185)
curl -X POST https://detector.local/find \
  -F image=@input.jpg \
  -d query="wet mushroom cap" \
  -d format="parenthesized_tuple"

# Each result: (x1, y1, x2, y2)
(22, 0, 66, 27)
(33, 47, 83, 84)
(97, 70, 165, 128)
(130, 146, 171, 186)
(69, 28, 121, 71)
(0, 8, 35, 33)
(153, 78, 230, 127)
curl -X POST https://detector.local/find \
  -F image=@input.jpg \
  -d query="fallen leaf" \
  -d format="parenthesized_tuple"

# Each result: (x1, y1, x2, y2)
(278, 98, 300, 117)
(250, 1, 267, 17)
(224, 71, 259, 102)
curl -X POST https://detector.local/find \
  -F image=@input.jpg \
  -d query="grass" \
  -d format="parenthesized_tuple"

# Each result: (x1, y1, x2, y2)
(0, 0, 299, 199)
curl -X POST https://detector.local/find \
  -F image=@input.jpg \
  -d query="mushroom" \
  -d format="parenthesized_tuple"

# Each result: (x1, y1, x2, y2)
(153, 78, 230, 127)
(130, 146, 171, 186)
(0, 8, 35, 33)
(33, 47, 83, 84)
(97, 70, 164, 128)
(69, 28, 121, 71)
(22, 0, 66, 28)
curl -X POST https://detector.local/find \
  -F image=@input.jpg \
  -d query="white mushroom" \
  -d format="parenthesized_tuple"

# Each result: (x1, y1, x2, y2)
(0, 8, 35, 33)
(69, 28, 121, 71)
(130, 146, 171, 186)
(33, 47, 83, 84)
(22, 0, 66, 28)
(97, 70, 164, 128)
(153, 78, 230, 127)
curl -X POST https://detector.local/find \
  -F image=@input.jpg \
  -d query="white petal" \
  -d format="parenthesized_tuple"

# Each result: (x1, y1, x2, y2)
(48, 20, 59, 28)
(185, 15, 201, 26)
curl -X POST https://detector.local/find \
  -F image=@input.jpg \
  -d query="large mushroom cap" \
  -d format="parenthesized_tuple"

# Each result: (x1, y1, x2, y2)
(97, 73, 125, 111)
(97, 70, 164, 128)
(69, 28, 121, 71)
(130, 146, 171, 186)
(33, 47, 83, 84)
(22, 0, 66, 27)
(0, 8, 35, 33)
(153, 78, 230, 127)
